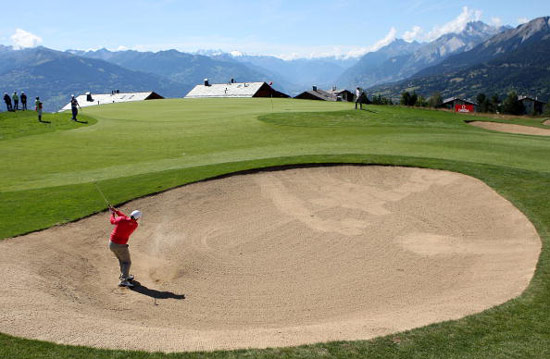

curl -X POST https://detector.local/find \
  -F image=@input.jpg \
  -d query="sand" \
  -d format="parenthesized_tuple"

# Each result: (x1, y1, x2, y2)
(469, 121, 550, 136)
(0, 166, 541, 352)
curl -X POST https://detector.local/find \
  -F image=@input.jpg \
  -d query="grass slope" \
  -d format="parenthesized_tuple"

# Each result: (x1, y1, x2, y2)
(1, 98, 550, 358)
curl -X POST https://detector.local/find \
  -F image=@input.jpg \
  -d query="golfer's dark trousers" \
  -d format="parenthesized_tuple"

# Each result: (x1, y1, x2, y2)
(22, 101, 27, 110)
(71, 107, 78, 120)
(14, 100, 18, 110)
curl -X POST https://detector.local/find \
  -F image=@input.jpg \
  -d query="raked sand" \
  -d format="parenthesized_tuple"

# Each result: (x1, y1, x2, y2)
(0, 166, 541, 352)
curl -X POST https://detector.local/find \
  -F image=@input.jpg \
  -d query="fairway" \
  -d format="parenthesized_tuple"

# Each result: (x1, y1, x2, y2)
(1, 98, 550, 358)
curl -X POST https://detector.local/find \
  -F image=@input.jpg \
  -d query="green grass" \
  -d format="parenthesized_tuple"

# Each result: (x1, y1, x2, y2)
(0, 110, 96, 140)
(1, 98, 550, 358)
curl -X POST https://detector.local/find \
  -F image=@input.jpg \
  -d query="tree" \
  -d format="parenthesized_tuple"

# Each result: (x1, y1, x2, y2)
(401, 91, 411, 106)
(490, 94, 500, 113)
(410, 92, 418, 107)
(501, 92, 524, 115)
(476, 93, 493, 113)
(416, 95, 428, 107)
(428, 92, 443, 108)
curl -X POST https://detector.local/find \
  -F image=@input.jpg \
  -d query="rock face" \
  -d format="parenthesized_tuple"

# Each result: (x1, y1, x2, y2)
(337, 21, 505, 89)
(370, 17, 550, 102)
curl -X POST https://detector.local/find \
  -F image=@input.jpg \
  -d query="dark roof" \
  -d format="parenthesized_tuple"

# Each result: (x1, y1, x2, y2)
(442, 97, 477, 105)
(518, 95, 547, 104)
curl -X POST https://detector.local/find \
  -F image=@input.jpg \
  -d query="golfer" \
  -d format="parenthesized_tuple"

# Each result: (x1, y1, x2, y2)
(355, 87, 364, 110)
(70, 95, 81, 121)
(35, 97, 43, 122)
(108, 205, 142, 287)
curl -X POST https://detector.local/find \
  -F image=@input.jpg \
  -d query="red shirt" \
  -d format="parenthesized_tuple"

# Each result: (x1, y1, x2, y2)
(109, 209, 138, 244)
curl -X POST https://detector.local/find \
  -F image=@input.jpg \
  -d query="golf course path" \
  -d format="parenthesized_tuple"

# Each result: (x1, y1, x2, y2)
(0, 166, 540, 352)
(469, 120, 550, 136)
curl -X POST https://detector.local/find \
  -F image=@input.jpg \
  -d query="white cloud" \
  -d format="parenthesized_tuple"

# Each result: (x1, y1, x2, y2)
(517, 17, 529, 25)
(10, 28, 42, 49)
(370, 27, 397, 52)
(490, 17, 502, 27)
(425, 6, 482, 41)
(403, 26, 423, 42)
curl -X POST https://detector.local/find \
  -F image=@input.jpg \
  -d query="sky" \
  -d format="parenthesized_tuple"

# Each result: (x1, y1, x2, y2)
(0, 0, 548, 59)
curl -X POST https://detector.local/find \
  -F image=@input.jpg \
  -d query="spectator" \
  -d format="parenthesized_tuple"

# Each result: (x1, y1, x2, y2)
(12, 92, 19, 111)
(4, 93, 13, 111)
(20, 92, 27, 110)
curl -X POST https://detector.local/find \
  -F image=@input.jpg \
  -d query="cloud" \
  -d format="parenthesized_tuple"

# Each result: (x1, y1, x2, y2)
(403, 26, 423, 42)
(425, 6, 482, 41)
(490, 17, 502, 27)
(10, 28, 42, 49)
(517, 17, 529, 25)
(370, 27, 397, 52)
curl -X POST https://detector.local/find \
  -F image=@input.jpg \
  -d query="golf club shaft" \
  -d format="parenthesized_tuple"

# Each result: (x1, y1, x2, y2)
(93, 182, 110, 206)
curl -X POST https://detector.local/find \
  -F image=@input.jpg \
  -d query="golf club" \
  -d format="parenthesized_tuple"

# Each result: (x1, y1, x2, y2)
(93, 182, 111, 207)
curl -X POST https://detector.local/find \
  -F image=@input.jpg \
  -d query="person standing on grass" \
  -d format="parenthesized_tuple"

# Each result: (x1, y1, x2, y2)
(4, 93, 13, 111)
(12, 92, 19, 111)
(355, 87, 364, 110)
(35, 97, 43, 122)
(70, 95, 81, 121)
(108, 205, 142, 287)
(20, 92, 27, 110)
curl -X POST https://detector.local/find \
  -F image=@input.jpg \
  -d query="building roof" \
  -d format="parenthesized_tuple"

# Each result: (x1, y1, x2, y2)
(295, 88, 338, 101)
(518, 95, 547, 104)
(185, 82, 267, 98)
(442, 97, 477, 105)
(60, 91, 163, 111)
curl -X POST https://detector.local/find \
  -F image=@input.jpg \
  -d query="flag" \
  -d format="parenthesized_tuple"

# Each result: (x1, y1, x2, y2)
(269, 81, 273, 86)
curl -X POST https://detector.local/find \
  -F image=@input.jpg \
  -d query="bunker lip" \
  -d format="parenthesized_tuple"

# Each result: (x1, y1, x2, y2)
(0, 166, 541, 353)
(468, 120, 550, 136)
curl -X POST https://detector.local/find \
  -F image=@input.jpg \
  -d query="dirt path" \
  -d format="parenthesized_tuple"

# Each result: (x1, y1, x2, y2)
(469, 121, 550, 136)
(0, 166, 540, 352)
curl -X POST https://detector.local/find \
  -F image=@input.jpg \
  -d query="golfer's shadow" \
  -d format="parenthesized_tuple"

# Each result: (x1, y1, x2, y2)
(39, 120, 51, 124)
(130, 281, 185, 300)
(73, 119, 88, 124)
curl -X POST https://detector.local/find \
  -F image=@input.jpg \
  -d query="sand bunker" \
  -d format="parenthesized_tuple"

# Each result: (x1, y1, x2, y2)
(0, 166, 540, 352)
(469, 121, 550, 136)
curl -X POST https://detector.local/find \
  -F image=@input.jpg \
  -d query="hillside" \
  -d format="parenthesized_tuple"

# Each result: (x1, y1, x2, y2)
(370, 17, 550, 101)
(0, 47, 184, 111)
(337, 21, 505, 89)
(70, 49, 290, 94)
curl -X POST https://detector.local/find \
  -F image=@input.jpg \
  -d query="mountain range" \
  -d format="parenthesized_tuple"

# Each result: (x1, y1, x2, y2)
(0, 17, 548, 112)
(370, 17, 550, 102)
(336, 21, 508, 89)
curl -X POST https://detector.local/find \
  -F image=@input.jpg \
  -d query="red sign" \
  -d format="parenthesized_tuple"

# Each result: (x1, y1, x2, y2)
(455, 104, 474, 113)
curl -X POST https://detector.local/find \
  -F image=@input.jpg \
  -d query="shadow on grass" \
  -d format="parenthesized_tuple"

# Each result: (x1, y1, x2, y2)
(38, 120, 51, 124)
(130, 281, 185, 300)
(73, 119, 88, 124)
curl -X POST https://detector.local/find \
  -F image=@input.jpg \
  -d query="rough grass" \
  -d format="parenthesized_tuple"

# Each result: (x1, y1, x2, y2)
(1, 98, 550, 358)
(0, 110, 96, 140)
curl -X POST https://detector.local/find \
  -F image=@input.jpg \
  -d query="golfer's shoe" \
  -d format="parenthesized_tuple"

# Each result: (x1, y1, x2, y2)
(127, 275, 134, 281)
(119, 279, 134, 288)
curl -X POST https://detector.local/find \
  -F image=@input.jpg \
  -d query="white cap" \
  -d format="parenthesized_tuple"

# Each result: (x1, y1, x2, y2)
(130, 210, 142, 219)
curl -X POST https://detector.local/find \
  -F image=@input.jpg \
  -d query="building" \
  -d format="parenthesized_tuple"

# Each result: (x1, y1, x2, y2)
(518, 96, 547, 115)
(442, 97, 477, 113)
(295, 86, 354, 102)
(60, 91, 164, 111)
(184, 80, 289, 98)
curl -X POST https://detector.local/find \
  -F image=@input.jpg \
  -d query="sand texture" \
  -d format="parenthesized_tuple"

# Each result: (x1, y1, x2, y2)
(0, 166, 541, 352)
(469, 121, 550, 136)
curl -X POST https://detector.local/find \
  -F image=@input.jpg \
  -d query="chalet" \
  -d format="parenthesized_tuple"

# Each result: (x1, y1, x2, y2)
(184, 80, 289, 98)
(442, 97, 477, 113)
(518, 96, 547, 115)
(60, 91, 164, 111)
(295, 86, 354, 102)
